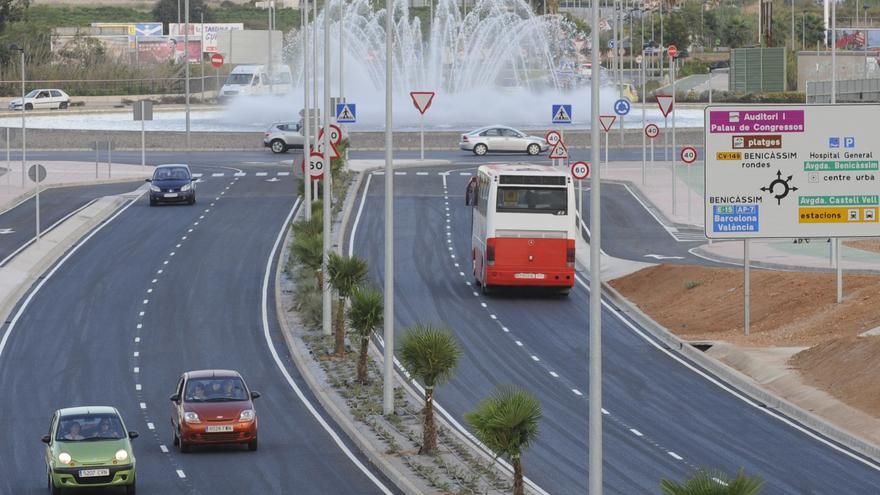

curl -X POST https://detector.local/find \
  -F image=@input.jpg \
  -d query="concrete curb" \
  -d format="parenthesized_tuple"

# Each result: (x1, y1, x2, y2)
(0, 194, 129, 337)
(691, 243, 880, 275)
(273, 213, 426, 495)
(0, 177, 147, 216)
(599, 278, 880, 464)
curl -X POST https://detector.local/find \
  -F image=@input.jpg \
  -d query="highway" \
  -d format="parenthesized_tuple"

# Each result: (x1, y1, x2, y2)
(348, 166, 880, 494)
(0, 161, 394, 494)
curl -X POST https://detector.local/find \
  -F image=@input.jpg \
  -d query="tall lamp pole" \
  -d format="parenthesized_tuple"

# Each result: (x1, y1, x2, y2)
(303, 0, 312, 220)
(10, 45, 25, 188)
(322, 0, 333, 338)
(383, 0, 396, 416)
(185, 0, 191, 152)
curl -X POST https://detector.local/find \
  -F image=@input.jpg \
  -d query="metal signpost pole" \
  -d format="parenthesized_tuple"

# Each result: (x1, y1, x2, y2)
(641, 58, 646, 185)
(340, 1, 344, 102)
(589, 0, 603, 489)
(322, 0, 333, 338)
(744, 239, 750, 336)
(313, 0, 319, 147)
(108, 142, 112, 178)
(95, 141, 99, 179)
(201, 12, 205, 103)
(604, 130, 609, 174)
(831, 0, 843, 303)
(420, 113, 425, 161)
(35, 167, 41, 242)
(19, 48, 25, 188)
(671, 54, 677, 216)
(5, 128, 9, 187)
(185, 0, 191, 153)
(383, 0, 395, 417)
(303, 0, 312, 220)
(141, 101, 146, 170)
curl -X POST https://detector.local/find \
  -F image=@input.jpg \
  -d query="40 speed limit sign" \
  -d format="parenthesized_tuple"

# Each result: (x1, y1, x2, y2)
(680, 146, 698, 164)
(571, 161, 590, 180)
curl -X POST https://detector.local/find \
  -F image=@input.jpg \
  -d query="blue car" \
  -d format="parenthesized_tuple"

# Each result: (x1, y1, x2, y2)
(147, 164, 196, 206)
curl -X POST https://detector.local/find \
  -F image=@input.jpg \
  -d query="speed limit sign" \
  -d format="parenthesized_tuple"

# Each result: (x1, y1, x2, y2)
(545, 130, 561, 146)
(571, 161, 590, 180)
(645, 123, 660, 139)
(680, 146, 698, 164)
(308, 151, 325, 179)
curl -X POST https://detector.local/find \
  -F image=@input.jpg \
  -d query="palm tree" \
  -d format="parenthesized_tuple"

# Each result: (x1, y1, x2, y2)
(399, 324, 461, 455)
(292, 234, 324, 287)
(347, 285, 383, 384)
(326, 251, 369, 357)
(291, 214, 323, 239)
(465, 386, 542, 495)
(660, 468, 765, 495)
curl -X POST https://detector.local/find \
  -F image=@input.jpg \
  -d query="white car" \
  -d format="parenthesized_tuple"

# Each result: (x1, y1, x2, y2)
(459, 126, 549, 156)
(8, 89, 70, 111)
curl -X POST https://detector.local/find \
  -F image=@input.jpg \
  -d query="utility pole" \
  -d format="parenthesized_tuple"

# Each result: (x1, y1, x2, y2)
(322, 0, 333, 338)
(185, 0, 191, 153)
(303, 0, 312, 220)
(589, 0, 603, 491)
(201, 11, 205, 102)
(339, 0, 345, 101)
(383, 0, 396, 416)
(10, 45, 25, 188)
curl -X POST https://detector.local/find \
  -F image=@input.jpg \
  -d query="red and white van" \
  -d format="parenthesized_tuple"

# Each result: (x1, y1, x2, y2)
(465, 164, 577, 295)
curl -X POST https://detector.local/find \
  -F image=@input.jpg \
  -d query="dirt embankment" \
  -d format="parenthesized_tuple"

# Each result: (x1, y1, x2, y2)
(610, 264, 880, 417)
(845, 239, 880, 254)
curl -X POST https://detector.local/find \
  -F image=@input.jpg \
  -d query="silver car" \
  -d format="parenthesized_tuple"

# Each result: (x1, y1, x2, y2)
(459, 126, 549, 156)
(8, 89, 70, 110)
(263, 122, 305, 154)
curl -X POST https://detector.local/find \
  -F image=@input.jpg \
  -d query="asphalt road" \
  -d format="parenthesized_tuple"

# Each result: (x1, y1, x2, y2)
(0, 162, 395, 494)
(348, 166, 880, 494)
(0, 182, 142, 266)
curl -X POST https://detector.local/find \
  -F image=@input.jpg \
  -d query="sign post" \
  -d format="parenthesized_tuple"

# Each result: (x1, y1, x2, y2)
(680, 146, 698, 222)
(571, 161, 590, 220)
(638, 54, 645, 185)
(410, 91, 435, 161)
(645, 124, 660, 182)
(552, 104, 573, 161)
(669, 45, 678, 215)
(614, 98, 630, 146)
(656, 94, 675, 214)
(134, 100, 153, 171)
(705, 104, 880, 332)
(546, 131, 562, 168)
(27, 163, 46, 242)
(598, 115, 617, 173)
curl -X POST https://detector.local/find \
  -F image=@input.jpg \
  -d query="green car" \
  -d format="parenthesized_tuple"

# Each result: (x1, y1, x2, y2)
(42, 406, 138, 494)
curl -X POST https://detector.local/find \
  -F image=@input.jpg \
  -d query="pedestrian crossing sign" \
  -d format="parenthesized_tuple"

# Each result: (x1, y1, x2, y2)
(552, 104, 572, 124)
(336, 103, 356, 123)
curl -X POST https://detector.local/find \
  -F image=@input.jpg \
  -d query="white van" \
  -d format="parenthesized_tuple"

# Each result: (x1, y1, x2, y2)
(218, 64, 293, 102)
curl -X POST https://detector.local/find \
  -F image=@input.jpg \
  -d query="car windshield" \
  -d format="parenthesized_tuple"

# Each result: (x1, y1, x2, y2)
(225, 73, 253, 85)
(153, 167, 190, 181)
(185, 377, 248, 402)
(56, 413, 125, 442)
(496, 187, 568, 215)
(25, 90, 40, 98)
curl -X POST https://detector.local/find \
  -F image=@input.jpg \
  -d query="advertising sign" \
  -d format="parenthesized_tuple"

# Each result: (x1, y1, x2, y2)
(169, 23, 244, 53)
(705, 104, 880, 239)
(136, 36, 177, 63)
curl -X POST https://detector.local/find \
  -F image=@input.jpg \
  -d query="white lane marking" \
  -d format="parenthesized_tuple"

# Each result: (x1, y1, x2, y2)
(176, 470, 186, 479)
(147, 422, 155, 430)
(163, 260, 169, 265)
(515, 341, 523, 347)
(442, 173, 447, 188)
(490, 314, 497, 320)
(234, 172, 246, 177)
(630, 428, 644, 437)
(348, 173, 373, 257)
(450, 254, 456, 259)
(668, 452, 683, 461)
(214, 197, 220, 201)
(160, 445, 169, 453)
(139, 311, 145, 316)
(480, 302, 487, 308)
(136, 384, 142, 391)
(572, 389, 583, 396)
(133, 367, 140, 373)
(255, 172, 268, 177)
(147, 289, 153, 294)
(134, 337, 140, 343)
(211, 173, 224, 177)
(151, 279, 157, 283)
(472, 291, 478, 296)
(394, 172, 407, 175)
(199, 215, 204, 220)
(193, 222, 199, 226)
(530, 355, 540, 362)
(260, 197, 393, 495)
(192, 173, 203, 178)
(139, 403, 146, 410)
(220, 192, 225, 195)
(549, 371, 559, 378)
(133, 351, 139, 357)
(713, 477, 729, 486)
(573, 273, 880, 472)
(459, 271, 465, 276)
(416, 172, 429, 176)
(142, 299, 149, 305)
(602, 408, 610, 415)
(187, 229, 193, 233)
(459, 172, 471, 176)
(176, 243, 182, 248)
(502, 327, 510, 333)
(136, 324, 142, 329)
(277, 172, 291, 176)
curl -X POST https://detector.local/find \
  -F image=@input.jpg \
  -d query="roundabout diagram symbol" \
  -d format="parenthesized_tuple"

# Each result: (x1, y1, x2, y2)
(761, 170, 798, 205)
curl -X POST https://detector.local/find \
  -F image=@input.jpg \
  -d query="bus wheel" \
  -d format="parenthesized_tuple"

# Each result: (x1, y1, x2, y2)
(481, 282, 493, 295)
(557, 287, 571, 296)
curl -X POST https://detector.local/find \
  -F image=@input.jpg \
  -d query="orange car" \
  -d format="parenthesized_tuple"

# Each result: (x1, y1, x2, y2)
(169, 370, 260, 452)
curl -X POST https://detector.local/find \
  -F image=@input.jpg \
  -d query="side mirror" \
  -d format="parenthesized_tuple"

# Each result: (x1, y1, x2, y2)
(250, 391, 261, 400)
(190, 178, 196, 182)
(145, 178, 152, 182)
(41, 435, 51, 444)
(465, 177, 477, 207)
(128, 431, 139, 440)
(169, 394, 180, 403)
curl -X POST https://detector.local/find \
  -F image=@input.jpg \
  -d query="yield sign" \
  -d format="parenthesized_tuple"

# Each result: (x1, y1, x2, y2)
(410, 91, 435, 114)
(656, 95, 674, 118)
(598, 115, 617, 132)
(549, 141, 569, 159)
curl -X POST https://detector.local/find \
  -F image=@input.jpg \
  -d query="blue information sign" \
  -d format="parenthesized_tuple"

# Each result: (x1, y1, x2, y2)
(712, 205, 760, 234)
(613, 98, 631, 116)
(551, 104, 572, 124)
(336, 103, 356, 123)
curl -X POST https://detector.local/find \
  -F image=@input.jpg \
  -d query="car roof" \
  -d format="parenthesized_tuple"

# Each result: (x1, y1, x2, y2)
(155, 164, 190, 169)
(58, 406, 119, 417)
(185, 369, 242, 379)
(469, 125, 519, 134)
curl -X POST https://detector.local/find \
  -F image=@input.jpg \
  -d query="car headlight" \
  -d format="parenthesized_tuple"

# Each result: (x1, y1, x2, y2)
(115, 449, 129, 462)
(184, 411, 201, 424)
(239, 409, 255, 422)
(180, 183, 192, 192)
(150, 185, 160, 192)
(58, 452, 72, 465)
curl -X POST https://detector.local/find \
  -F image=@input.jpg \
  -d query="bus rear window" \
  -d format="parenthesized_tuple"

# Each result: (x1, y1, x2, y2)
(496, 187, 567, 215)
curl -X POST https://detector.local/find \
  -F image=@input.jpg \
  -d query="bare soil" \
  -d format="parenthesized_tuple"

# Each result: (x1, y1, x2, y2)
(844, 239, 880, 254)
(610, 264, 880, 417)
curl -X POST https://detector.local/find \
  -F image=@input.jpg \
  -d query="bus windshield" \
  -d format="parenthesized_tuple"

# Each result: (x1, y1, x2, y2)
(496, 187, 567, 215)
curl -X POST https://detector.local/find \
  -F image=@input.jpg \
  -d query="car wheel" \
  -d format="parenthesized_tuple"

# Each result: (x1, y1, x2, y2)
(248, 437, 258, 451)
(188, 195, 196, 205)
(172, 426, 179, 446)
(270, 139, 287, 154)
(49, 472, 61, 495)
(24, 103, 33, 111)
(473, 144, 488, 156)
(149, 198, 156, 207)
(527, 143, 541, 156)
(179, 437, 191, 453)
(59, 101, 68, 110)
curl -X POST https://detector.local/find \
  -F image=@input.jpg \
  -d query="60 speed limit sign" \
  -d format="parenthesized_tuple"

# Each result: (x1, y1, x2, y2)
(680, 146, 698, 164)
(571, 161, 590, 180)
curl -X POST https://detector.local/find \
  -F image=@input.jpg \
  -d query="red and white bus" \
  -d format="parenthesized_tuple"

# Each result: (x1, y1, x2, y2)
(465, 164, 577, 295)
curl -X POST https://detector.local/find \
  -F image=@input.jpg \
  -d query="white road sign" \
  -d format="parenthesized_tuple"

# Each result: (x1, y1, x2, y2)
(705, 104, 880, 239)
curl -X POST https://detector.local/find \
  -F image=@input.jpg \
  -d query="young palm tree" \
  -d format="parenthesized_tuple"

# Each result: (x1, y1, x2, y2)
(291, 214, 323, 239)
(291, 233, 324, 287)
(347, 285, 383, 385)
(398, 324, 461, 455)
(465, 385, 542, 495)
(660, 468, 765, 495)
(326, 251, 369, 357)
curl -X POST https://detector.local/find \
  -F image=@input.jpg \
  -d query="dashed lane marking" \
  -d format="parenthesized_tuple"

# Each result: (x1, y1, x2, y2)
(572, 389, 583, 396)
(176, 470, 186, 479)
(668, 452, 683, 461)
(211, 173, 224, 177)
(160, 445, 169, 453)
(255, 172, 268, 177)
(630, 429, 644, 437)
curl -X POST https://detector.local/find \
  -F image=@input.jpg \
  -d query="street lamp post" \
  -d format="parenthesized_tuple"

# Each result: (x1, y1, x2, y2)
(303, 0, 312, 220)
(322, 0, 333, 338)
(590, 0, 603, 490)
(185, 0, 191, 153)
(10, 44, 25, 188)
(383, 0, 396, 417)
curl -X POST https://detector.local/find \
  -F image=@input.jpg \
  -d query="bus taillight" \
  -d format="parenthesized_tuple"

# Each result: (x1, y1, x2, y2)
(566, 241, 576, 268)
(486, 239, 496, 266)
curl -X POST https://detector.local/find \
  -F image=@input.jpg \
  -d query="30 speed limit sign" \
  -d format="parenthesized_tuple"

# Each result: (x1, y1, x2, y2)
(680, 146, 698, 164)
(645, 123, 660, 139)
(545, 130, 561, 146)
(571, 161, 590, 180)
(307, 151, 325, 179)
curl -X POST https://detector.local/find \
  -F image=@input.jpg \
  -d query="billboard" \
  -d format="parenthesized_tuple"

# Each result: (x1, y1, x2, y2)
(136, 36, 177, 64)
(704, 105, 880, 239)
(169, 23, 244, 53)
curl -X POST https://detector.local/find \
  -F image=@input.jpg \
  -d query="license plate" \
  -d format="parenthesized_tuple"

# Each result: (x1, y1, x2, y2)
(205, 425, 234, 433)
(164, 193, 178, 198)
(79, 469, 110, 478)
(514, 273, 545, 280)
